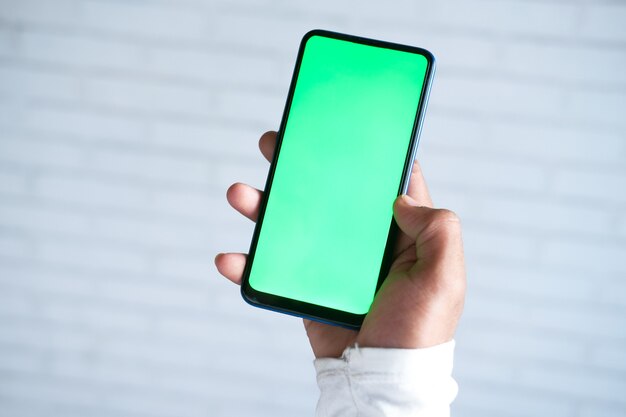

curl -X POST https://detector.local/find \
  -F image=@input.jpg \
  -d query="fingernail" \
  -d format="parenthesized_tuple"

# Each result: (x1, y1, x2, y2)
(400, 194, 419, 206)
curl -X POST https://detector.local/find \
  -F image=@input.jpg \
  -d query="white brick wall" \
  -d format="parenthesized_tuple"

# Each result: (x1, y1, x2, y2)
(0, 0, 624, 416)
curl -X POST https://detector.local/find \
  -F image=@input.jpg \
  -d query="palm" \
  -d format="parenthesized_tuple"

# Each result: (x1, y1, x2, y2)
(304, 320, 357, 358)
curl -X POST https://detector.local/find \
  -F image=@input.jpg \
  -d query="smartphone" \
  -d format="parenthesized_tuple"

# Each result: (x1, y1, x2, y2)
(241, 30, 435, 329)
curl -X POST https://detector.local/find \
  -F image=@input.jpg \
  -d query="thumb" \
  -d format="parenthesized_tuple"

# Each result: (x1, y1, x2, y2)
(393, 195, 463, 252)
(393, 195, 436, 241)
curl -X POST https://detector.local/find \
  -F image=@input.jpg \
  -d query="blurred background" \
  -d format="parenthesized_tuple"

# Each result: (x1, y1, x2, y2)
(0, 0, 625, 416)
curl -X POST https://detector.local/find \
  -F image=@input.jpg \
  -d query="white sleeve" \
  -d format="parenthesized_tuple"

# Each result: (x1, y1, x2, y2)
(314, 340, 458, 417)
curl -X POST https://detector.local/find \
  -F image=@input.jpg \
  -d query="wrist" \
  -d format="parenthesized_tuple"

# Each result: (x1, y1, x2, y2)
(355, 332, 453, 350)
(355, 314, 455, 349)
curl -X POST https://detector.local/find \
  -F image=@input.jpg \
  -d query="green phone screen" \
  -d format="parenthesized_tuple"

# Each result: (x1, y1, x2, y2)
(248, 34, 429, 315)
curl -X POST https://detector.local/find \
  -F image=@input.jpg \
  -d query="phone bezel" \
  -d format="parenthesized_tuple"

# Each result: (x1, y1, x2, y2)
(240, 29, 436, 329)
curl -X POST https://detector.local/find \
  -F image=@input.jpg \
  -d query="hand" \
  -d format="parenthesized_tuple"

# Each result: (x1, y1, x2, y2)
(215, 131, 466, 358)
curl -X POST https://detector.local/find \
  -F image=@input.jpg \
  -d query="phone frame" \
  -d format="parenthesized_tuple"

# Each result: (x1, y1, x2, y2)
(240, 29, 436, 329)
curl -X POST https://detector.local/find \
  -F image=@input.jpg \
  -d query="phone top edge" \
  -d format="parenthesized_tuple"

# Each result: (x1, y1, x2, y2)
(302, 29, 436, 64)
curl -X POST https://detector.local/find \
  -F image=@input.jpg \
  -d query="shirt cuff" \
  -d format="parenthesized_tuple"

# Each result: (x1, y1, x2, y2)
(315, 340, 456, 377)
(314, 340, 458, 417)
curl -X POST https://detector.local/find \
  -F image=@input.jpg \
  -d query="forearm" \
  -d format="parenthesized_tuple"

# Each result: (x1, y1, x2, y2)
(314, 340, 457, 417)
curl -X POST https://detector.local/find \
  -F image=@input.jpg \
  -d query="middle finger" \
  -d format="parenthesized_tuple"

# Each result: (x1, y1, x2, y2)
(226, 182, 263, 222)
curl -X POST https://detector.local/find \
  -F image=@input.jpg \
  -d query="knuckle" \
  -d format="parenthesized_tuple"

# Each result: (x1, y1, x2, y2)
(429, 209, 461, 231)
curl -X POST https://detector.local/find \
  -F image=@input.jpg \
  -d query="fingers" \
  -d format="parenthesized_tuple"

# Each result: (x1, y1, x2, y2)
(405, 161, 433, 208)
(225, 131, 275, 222)
(226, 182, 263, 222)
(259, 131, 277, 162)
(214, 253, 246, 284)
(218, 183, 260, 283)
(215, 132, 275, 286)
